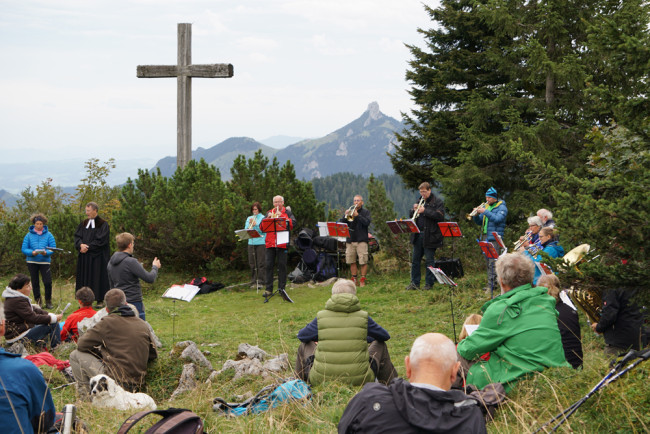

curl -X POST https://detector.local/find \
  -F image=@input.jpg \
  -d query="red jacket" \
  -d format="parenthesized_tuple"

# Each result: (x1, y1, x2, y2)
(264, 206, 296, 249)
(61, 306, 97, 342)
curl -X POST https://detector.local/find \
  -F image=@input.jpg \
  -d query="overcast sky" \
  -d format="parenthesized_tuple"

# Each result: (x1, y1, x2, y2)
(0, 0, 437, 165)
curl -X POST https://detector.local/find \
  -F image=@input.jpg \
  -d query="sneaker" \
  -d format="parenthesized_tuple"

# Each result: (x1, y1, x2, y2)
(360, 277, 366, 287)
(405, 282, 420, 290)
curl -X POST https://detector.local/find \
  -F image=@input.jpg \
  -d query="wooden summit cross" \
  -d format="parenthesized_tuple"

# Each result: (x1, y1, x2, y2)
(137, 23, 234, 169)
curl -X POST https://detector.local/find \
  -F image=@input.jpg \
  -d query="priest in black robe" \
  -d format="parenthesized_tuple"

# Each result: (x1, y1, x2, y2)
(74, 201, 110, 304)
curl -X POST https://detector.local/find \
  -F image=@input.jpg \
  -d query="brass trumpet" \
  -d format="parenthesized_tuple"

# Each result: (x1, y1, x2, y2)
(247, 217, 256, 229)
(269, 206, 281, 218)
(345, 204, 357, 221)
(466, 202, 488, 220)
(412, 198, 425, 220)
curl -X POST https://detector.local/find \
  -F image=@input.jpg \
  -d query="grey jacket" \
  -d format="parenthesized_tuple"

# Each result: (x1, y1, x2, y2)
(107, 251, 158, 303)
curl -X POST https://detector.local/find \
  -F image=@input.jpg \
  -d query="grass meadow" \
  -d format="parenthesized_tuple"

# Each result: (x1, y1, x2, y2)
(2, 253, 648, 433)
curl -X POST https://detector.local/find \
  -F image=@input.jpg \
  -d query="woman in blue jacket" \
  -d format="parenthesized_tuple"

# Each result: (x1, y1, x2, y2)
(21, 214, 56, 308)
(526, 227, 565, 284)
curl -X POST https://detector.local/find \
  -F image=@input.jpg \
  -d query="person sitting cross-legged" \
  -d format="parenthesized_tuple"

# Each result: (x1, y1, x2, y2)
(69, 288, 157, 399)
(338, 333, 487, 434)
(295, 279, 397, 386)
(456, 253, 568, 393)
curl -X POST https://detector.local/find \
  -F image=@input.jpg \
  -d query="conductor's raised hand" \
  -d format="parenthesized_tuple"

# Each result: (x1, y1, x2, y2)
(153, 257, 161, 269)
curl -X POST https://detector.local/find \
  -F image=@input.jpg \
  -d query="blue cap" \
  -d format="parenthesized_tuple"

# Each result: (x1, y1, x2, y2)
(485, 187, 497, 199)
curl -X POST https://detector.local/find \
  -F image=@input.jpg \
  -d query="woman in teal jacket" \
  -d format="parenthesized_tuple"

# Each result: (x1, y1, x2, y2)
(246, 202, 266, 289)
(21, 213, 56, 308)
(526, 227, 565, 284)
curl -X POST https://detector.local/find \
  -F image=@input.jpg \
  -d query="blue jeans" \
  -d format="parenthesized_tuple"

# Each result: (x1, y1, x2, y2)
(411, 234, 436, 287)
(130, 301, 146, 321)
(24, 323, 61, 349)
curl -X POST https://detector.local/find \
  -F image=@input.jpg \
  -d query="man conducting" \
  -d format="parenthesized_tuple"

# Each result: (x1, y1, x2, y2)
(471, 187, 507, 293)
(69, 288, 158, 399)
(406, 182, 445, 290)
(74, 201, 111, 306)
(338, 333, 486, 434)
(295, 279, 397, 386)
(263, 195, 297, 300)
(457, 253, 568, 393)
(340, 195, 371, 287)
(107, 232, 161, 320)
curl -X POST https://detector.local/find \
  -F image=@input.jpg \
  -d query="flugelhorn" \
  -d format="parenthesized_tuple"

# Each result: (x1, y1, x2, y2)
(466, 202, 488, 220)
(345, 204, 357, 221)
(247, 217, 256, 229)
(412, 198, 425, 220)
(513, 231, 532, 251)
(269, 206, 281, 218)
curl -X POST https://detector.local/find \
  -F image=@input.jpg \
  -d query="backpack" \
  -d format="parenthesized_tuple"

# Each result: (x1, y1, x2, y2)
(189, 277, 225, 294)
(117, 408, 203, 434)
(213, 379, 311, 416)
(313, 252, 337, 282)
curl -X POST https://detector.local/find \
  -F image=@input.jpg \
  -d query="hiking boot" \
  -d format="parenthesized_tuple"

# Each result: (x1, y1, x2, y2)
(263, 291, 273, 298)
(360, 277, 367, 287)
(45, 301, 54, 309)
(405, 282, 420, 290)
(423, 284, 433, 290)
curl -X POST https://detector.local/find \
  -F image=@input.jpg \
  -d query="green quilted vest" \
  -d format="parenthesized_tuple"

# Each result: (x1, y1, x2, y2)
(308, 293, 375, 386)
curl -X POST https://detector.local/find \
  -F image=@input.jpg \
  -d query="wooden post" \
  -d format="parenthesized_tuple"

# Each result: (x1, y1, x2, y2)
(137, 23, 234, 169)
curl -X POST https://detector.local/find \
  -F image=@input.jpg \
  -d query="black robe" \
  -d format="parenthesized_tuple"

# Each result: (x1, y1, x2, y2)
(74, 216, 110, 301)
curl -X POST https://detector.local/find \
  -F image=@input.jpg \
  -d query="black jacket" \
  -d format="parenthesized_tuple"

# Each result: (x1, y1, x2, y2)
(595, 288, 644, 350)
(556, 300, 583, 369)
(340, 207, 371, 243)
(338, 379, 486, 434)
(410, 194, 445, 249)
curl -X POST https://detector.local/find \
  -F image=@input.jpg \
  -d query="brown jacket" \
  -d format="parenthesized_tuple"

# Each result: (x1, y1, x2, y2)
(77, 305, 157, 388)
(2, 288, 56, 341)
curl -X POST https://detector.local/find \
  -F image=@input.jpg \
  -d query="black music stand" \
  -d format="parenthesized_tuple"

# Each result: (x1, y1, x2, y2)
(478, 240, 500, 299)
(428, 266, 459, 344)
(162, 284, 201, 342)
(438, 222, 462, 257)
(260, 218, 294, 303)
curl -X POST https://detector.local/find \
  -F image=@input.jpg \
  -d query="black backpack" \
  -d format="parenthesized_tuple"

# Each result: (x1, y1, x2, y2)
(313, 253, 337, 282)
(117, 408, 203, 434)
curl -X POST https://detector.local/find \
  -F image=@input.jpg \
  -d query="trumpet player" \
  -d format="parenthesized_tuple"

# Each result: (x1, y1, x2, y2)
(264, 195, 297, 299)
(470, 187, 508, 293)
(339, 195, 371, 287)
(246, 202, 266, 289)
(514, 216, 544, 251)
(406, 182, 445, 291)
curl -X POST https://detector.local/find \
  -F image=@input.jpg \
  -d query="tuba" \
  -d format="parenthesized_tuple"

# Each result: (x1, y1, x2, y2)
(466, 202, 488, 220)
(345, 204, 357, 222)
(567, 287, 602, 324)
(412, 198, 425, 220)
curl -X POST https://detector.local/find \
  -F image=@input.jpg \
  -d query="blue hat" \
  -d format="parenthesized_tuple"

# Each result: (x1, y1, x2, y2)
(485, 187, 497, 199)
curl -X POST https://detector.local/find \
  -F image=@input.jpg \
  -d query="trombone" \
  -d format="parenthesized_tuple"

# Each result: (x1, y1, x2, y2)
(466, 202, 488, 220)
(412, 198, 425, 220)
(345, 204, 357, 221)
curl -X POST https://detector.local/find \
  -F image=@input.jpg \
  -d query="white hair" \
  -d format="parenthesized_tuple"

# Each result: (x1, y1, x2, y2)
(527, 216, 543, 227)
(496, 253, 535, 289)
(537, 208, 553, 219)
(409, 334, 458, 373)
(332, 279, 357, 295)
(273, 195, 284, 202)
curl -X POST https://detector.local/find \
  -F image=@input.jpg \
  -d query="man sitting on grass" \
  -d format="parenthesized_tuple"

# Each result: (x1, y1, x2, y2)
(295, 279, 397, 386)
(60, 286, 96, 342)
(69, 288, 157, 399)
(338, 333, 486, 433)
(457, 253, 568, 392)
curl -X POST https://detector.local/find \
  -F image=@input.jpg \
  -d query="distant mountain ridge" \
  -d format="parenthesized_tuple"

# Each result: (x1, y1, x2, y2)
(151, 102, 405, 180)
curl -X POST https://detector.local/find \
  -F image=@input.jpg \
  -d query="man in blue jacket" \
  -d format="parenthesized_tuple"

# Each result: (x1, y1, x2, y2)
(472, 187, 507, 294)
(0, 303, 56, 433)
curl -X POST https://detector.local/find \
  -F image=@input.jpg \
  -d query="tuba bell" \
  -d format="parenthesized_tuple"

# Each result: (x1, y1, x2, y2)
(567, 287, 602, 324)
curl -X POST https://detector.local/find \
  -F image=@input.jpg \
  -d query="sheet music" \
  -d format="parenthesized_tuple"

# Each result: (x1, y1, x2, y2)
(464, 324, 479, 336)
(317, 222, 329, 237)
(277, 231, 289, 245)
(162, 284, 201, 302)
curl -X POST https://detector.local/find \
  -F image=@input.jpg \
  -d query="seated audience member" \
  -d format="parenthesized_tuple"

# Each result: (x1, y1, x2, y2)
(60, 287, 96, 342)
(457, 253, 568, 392)
(338, 333, 487, 434)
(459, 314, 490, 362)
(296, 279, 397, 386)
(107, 232, 160, 321)
(2, 274, 62, 349)
(526, 227, 565, 284)
(69, 288, 157, 398)
(537, 275, 583, 369)
(0, 302, 56, 433)
(591, 288, 645, 357)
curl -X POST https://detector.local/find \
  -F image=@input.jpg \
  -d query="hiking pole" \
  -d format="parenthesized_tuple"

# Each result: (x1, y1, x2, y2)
(533, 350, 640, 433)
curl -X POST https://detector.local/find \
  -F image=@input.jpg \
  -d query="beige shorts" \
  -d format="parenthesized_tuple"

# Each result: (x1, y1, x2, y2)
(346, 242, 369, 265)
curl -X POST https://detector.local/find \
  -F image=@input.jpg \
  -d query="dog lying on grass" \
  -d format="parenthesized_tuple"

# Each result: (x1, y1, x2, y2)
(89, 374, 156, 411)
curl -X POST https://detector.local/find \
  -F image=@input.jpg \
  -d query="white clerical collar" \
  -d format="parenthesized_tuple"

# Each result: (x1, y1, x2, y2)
(86, 218, 95, 229)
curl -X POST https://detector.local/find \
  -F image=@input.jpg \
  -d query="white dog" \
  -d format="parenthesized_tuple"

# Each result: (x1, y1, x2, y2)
(89, 374, 157, 411)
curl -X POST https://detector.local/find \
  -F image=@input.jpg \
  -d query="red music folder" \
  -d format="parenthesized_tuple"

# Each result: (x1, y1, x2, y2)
(438, 222, 462, 237)
(478, 241, 500, 259)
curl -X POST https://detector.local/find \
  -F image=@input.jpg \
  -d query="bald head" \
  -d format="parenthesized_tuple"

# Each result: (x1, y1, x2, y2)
(406, 333, 460, 390)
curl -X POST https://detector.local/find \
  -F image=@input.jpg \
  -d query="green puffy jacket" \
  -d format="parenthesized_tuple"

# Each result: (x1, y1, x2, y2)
(309, 293, 375, 386)
(457, 284, 569, 392)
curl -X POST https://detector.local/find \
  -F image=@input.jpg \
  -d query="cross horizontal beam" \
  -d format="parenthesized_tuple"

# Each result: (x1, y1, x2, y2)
(137, 64, 234, 78)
